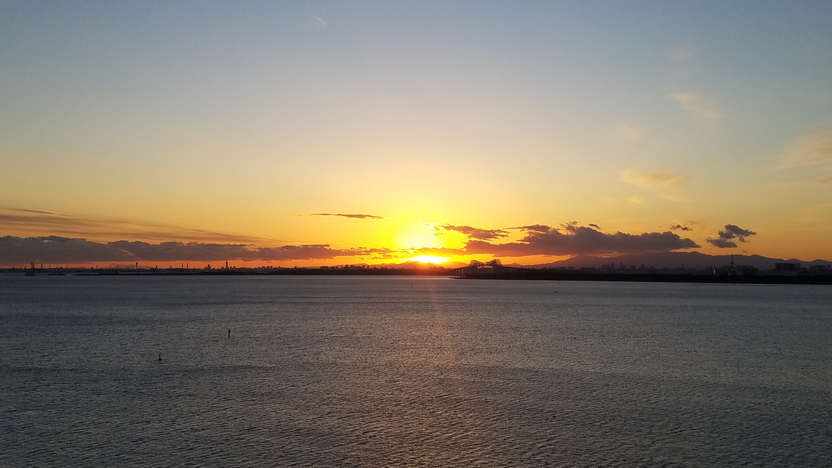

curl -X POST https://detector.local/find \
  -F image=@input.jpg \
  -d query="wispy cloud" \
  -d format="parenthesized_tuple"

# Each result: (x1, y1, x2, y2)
(669, 224, 692, 232)
(622, 170, 689, 189)
(667, 92, 722, 120)
(783, 128, 832, 167)
(434, 224, 508, 241)
(613, 123, 645, 142)
(312, 213, 384, 220)
(628, 196, 644, 205)
(312, 15, 328, 29)
(0, 207, 274, 244)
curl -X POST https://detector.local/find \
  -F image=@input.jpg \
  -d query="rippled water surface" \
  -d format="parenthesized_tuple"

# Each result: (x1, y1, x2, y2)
(1, 275, 830, 467)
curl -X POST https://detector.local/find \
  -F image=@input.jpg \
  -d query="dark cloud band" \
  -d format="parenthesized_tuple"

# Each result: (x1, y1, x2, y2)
(463, 223, 699, 257)
(0, 236, 385, 264)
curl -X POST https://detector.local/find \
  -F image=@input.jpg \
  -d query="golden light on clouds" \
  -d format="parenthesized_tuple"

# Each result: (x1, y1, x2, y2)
(784, 128, 832, 166)
(621, 170, 689, 189)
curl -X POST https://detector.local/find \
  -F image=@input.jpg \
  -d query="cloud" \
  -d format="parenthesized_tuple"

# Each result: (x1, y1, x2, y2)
(434, 224, 509, 241)
(1, 220, 705, 264)
(669, 224, 692, 232)
(628, 196, 644, 205)
(462, 223, 699, 257)
(818, 175, 832, 184)
(312, 15, 328, 29)
(622, 170, 689, 189)
(706, 224, 757, 248)
(706, 238, 737, 249)
(784, 128, 832, 167)
(512, 224, 550, 233)
(313, 213, 384, 220)
(719, 224, 756, 241)
(109, 241, 348, 262)
(0, 236, 135, 264)
(0, 207, 274, 244)
(0, 236, 397, 265)
(613, 124, 645, 142)
(667, 92, 722, 120)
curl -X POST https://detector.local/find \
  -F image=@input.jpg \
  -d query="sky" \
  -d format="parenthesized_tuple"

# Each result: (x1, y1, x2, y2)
(2, 1, 832, 267)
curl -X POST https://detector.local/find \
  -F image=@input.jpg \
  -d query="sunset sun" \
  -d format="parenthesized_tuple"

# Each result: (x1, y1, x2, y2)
(406, 254, 449, 264)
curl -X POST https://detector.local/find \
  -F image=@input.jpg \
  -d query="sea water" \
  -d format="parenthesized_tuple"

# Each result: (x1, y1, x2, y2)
(1, 275, 830, 467)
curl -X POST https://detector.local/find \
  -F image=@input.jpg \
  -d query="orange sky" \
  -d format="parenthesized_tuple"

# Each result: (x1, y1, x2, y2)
(2, 3, 832, 267)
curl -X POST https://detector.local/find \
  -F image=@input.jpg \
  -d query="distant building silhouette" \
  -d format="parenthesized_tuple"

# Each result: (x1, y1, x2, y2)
(774, 263, 800, 273)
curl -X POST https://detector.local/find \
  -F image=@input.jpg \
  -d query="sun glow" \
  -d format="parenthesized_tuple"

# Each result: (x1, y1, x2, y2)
(407, 254, 450, 264)
(391, 222, 443, 250)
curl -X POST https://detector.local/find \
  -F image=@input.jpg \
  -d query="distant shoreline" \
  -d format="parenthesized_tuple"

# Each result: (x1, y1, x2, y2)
(4, 267, 832, 285)
(454, 270, 832, 285)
